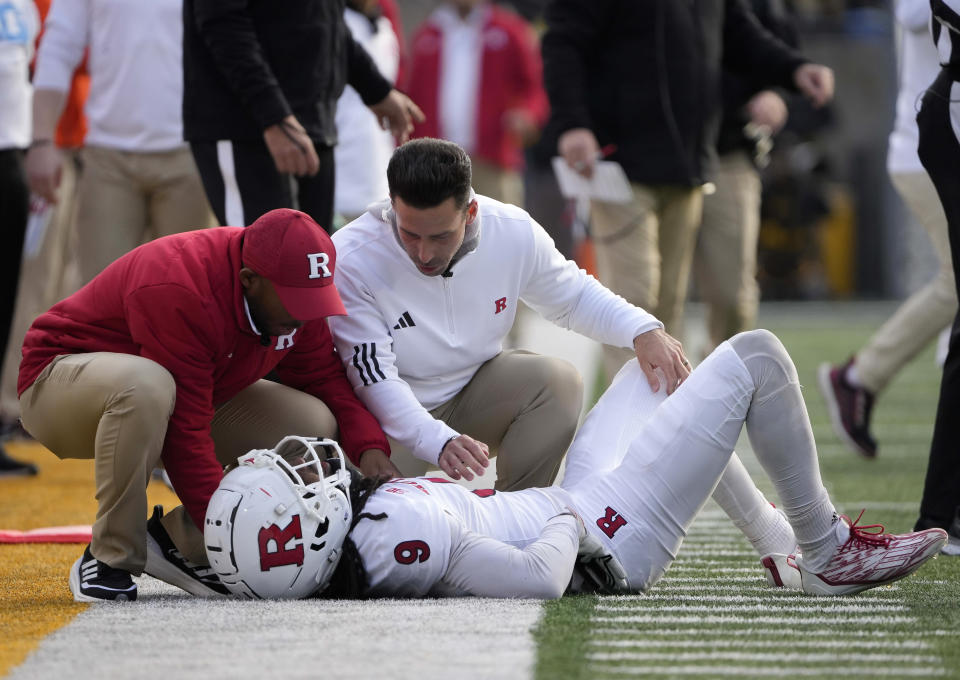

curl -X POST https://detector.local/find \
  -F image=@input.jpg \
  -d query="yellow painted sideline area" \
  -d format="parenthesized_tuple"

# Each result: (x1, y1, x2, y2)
(0, 441, 180, 677)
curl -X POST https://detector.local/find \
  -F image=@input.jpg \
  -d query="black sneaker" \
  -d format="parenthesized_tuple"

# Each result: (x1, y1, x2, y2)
(144, 505, 229, 596)
(817, 358, 877, 458)
(915, 507, 960, 556)
(69, 545, 137, 602)
(0, 443, 38, 477)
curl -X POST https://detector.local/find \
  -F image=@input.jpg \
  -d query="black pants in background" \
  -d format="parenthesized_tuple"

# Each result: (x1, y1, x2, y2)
(191, 139, 335, 232)
(916, 69, 960, 529)
(0, 148, 29, 364)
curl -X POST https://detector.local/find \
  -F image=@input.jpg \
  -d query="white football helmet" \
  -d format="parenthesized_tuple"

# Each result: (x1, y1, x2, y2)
(204, 436, 353, 599)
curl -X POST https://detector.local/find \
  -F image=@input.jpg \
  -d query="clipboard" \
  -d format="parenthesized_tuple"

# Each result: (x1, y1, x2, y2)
(551, 156, 633, 204)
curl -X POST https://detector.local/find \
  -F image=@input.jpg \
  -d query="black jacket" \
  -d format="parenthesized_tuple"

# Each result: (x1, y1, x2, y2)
(716, 0, 799, 159)
(183, 0, 393, 145)
(541, 0, 806, 186)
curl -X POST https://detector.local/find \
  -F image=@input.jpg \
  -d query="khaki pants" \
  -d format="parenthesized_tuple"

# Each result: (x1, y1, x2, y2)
(694, 151, 762, 350)
(20, 353, 337, 571)
(76, 145, 216, 283)
(388, 350, 583, 491)
(1, 150, 83, 421)
(591, 184, 704, 380)
(470, 158, 524, 207)
(856, 171, 958, 394)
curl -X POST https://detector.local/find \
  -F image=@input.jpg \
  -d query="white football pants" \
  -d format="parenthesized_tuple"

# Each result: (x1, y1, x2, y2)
(562, 329, 835, 590)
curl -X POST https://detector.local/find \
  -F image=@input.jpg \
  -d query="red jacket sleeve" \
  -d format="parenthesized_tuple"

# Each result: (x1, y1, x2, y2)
(274, 320, 390, 466)
(126, 284, 224, 529)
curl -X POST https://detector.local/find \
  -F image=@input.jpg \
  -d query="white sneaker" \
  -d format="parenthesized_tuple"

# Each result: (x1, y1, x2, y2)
(796, 512, 947, 596)
(761, 552, 802, 590)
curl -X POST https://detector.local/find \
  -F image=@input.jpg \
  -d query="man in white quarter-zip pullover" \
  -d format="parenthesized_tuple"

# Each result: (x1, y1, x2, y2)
(329, 139, 690, 489)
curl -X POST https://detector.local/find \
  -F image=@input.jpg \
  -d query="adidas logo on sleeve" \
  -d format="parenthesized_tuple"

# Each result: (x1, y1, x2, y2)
(393, 311, 416, 330)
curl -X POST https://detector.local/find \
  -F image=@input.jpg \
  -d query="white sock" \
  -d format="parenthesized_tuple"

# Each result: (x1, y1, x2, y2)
(712, 456, 797, 556)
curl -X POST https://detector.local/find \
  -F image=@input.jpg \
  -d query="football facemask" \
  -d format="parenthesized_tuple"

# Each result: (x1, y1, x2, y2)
(204, 436, 353, 599)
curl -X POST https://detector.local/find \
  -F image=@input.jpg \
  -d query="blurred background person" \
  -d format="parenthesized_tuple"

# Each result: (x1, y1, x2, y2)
(406, 0, 548, 206)
(333, 0, 404, 227)
(818, 0, 956, 460)
(542, 0, 834, 382)
(26, 0, 216, 286)
(1, 0, 88, 448)
(0, 0, 39, 475)
(184, 0, 422, 231)
(693, 0, 797, 355)
(912, 0, 960, 553)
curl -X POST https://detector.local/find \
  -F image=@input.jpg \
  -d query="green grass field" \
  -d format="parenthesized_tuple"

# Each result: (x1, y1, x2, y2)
(535, 303, 960, 680)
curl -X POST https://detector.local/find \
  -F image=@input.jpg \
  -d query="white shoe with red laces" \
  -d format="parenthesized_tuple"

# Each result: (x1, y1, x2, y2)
(795, 511, 947, 596)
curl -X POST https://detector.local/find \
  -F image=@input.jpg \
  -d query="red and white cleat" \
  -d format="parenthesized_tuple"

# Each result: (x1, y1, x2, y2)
(761, 552, 802, 590)
(796, 511, 947, 596)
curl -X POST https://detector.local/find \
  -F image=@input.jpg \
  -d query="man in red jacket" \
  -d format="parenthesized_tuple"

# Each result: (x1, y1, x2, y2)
(18, 208, 397, 602)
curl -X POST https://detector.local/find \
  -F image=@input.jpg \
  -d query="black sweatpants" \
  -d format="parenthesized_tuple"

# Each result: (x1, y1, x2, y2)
(191, 138, 335, 232)
(916, 69, 960, 528)
(0, 148, 29, 364)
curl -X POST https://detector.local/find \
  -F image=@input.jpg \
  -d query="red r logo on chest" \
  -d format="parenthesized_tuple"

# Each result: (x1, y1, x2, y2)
(494, 297, 507, 314)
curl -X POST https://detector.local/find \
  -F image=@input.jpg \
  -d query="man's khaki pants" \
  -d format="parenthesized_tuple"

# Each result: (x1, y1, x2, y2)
(694, 151, 763, 350)
(76, 145, 216, 283)
(856, 170, 958, 393)
(388, 350, 583, 491)
(20, 353, 337, 572)
(470, 158, 524, 207)
(591, 184, 704, 380)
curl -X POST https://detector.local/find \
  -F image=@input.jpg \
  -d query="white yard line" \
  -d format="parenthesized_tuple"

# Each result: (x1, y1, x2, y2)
(589, 639, 933, 650)
(590, 628, 955, 638)
(587, 664, 947, 677)
(587, 652, 941, 664)
(591, 614, 917, 625)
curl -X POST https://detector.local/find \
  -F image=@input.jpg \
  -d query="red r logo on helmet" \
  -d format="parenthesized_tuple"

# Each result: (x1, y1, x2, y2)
(258, 515, 305, 571)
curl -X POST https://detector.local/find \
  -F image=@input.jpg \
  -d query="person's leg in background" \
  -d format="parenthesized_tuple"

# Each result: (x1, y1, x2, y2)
(0, 147, 34, 475)
(591, 185, 661, 381)
(914, 73, 960, 547)
(294, 143, 336, 232)
(74, 146, 149, 283)
(189, 139, 294, 226)
(142, 146, 217, 240)
(470, 157, 524, 207)
(653, 184, 705, 343)
(817, 169, 957, 459)
(695, 151, 762, 351)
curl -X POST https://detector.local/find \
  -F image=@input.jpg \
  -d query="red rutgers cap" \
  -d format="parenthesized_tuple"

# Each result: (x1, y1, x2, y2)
(242, 209, 346, 320)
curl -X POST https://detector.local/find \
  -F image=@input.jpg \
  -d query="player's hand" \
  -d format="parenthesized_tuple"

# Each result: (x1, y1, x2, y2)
(633, 328, 690, 395)
(263, 114, 320, 177)
(369, 89, 425, 145)
(25, 143, 63, 204)
(558, 127, 600, 178)
(358, 448, 401, 480)
(793, 63, 834, 109)
(438, 435, 490, 482)
(745, 90, 788, 134)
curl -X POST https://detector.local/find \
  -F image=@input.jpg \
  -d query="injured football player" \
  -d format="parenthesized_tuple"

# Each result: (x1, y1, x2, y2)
(200, 329, 947, 599)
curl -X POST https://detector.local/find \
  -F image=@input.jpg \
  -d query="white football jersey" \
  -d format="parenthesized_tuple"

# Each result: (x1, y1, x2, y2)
(351, 477, 577, 597)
